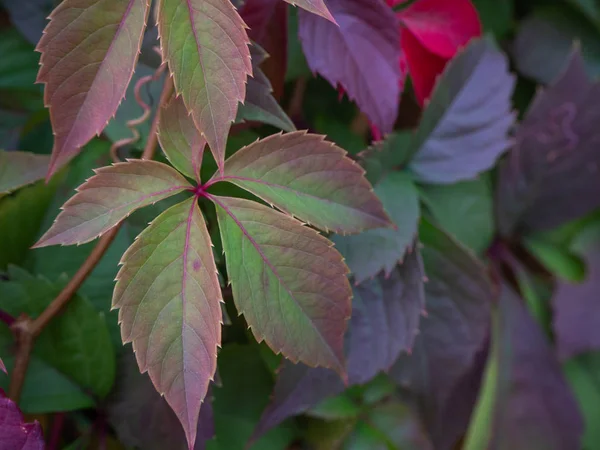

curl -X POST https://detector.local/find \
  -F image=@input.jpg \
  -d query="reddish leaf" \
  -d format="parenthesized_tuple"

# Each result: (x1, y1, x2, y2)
(211, 131, 391, 233)
(298, 0, 402, 133)
(37, 0, 150, 178)
(0, 150, 50, 194)
(157, 0, 251, 174)
(157, 95, 206, 182)
(497, 50, 600, 235)
(283, 0, 335, 22)
(0, 391, 44, 450)
(34, 160, 191, 247)
(113, 198, 222, 450)
(213, 195, 351, 375)
(398, 0, 482, 104)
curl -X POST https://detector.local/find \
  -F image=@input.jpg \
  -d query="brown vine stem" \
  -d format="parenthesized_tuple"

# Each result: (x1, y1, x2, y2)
(8, 75, 174, 402)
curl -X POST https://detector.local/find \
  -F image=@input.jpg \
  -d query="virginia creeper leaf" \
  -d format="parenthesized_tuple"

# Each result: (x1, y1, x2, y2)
(157, 0, 251, 173)
(0, 391, 44, 450)
(298, 0, 402, 133)
(497, 49, 600, 235)
(333, 171, 420, 283)
(213, 195, 351, 375)
(553, 230, 600, 360)
(36, 0, 150, 177)
(0, 150, 50, 194)
(212, 131, 391, 233)
(108, 354, 214, 450)
(113, 197, 222, 449)
(408, 38, 516, 184)
(236, 44, 296, 132)
(464, 287, 583, 450)
(283, 0, 334, 22)
(252, 255, 425, 440)
(391, 221, 493, 446)
(158, 95, 206, 182)
(34, 160, 191, 247)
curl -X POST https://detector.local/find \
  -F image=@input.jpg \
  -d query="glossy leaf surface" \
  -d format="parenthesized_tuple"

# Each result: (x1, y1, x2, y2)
(37, 0, 150, 177)
(408, 38, 515, 184)
(35, 160, 191, 247)
(298, 0, 402, 133)
(0, 150, 50, 194)
(333, 171, 420, 282)
(114, 198, 222, 449)
(497, 50, 600, 235)
(158, 95, 206, 182)
(158, 0, 251, 173)
(213, 131, 390, 234)
(214, 195, 351, 375)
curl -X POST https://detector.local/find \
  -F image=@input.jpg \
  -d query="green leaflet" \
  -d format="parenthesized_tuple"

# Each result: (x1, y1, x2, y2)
(158, 95, 206, 182)
(0, 150, 50, 194)
(34, 160, 191, 246)
(0, 267, 115, 403)
(213, 195, 351, 375)
(157, 0, 251, 173)
(113, 197, 222, 449)
(210, 131, 391, 234)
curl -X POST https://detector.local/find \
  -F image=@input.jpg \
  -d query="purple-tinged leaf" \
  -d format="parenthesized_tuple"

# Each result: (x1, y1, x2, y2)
(36, 0, 150, 178)
(113, 197, 222, 450)
(213, 195, 351, 375)
(0, 150, 50, 194)
(211, 131, 391, 234)
(553, 229, 600, 360)
(391, 221, 493, 446)
(0, 390, 44, 450)
(408, 38, 516, 184)
(251, 254, 425, 441)
(464, 287, 583, 450)
(236, 44, 296, 132)
(34, 160, 191, 247)
(497, 49, 600, 235)
(157, 95, 206, 182)
(108, 354, 214, 450)
(298, 0, 402, 133)
(157, 0, 251, 174)
(283, 0, 334, 22)
(333, 171, 420, 283)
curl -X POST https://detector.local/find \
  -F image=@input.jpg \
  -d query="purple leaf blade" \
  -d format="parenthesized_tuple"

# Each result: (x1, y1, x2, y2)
(283, 0, 335, 22)
(298, 0, 402, 133)
(34, 160, 191, 247)
(113, 197, 222, 450)
(0, 150, 50, 194)
(211, 131, 391, 234)
(157, 95, 206, 182)
(464, 287, 583, 450)
(497, 49, 600, 235)
(0, 391, 44, 450)
(408, 37, 516, 184)
(213, 195, 351, 375)
(36, 0, 150, 178)
(157, 0, 251, 174)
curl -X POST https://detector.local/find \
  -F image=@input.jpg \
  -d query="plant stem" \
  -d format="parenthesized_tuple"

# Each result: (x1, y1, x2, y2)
(7, 75, 174, 403)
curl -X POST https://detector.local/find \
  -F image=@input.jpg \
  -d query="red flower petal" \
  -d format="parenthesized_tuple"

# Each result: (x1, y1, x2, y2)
(401, 28, 448, 105)
(398, 0, 482, 59)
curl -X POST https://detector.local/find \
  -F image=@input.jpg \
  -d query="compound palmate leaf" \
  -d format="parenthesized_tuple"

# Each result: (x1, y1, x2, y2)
(158, 0, 251, 173)
(0, 150, 49, 194)
(37, 0, 150, 177)
(210, 131, 391, 233)
(213, 195, 351, 375)
(113, 197, 222, 450)
(34, 160, 191, 247)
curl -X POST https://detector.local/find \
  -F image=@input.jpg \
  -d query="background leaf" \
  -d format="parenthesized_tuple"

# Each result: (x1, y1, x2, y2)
(0, 150, 50, 194)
